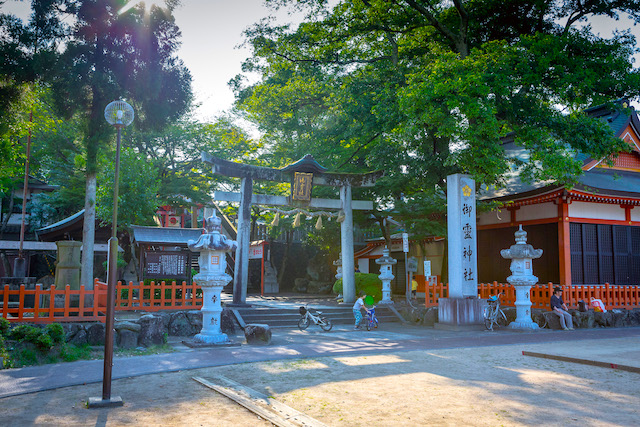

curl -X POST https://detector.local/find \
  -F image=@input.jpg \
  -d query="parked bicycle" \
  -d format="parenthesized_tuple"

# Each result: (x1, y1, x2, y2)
(483, 292, 508, 331)
(365, 305, 379, 331)
(298, 305, 333, 331)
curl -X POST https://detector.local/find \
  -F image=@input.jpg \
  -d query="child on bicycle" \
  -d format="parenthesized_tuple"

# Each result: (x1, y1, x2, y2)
(353, 291, 369, 330)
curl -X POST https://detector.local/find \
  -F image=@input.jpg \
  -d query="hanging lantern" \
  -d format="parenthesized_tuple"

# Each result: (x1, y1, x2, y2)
(270, 213, 280, 227)
(293, 212, 301, 227)
(315, 216, 323, 230)
(337, 210, 345, 223)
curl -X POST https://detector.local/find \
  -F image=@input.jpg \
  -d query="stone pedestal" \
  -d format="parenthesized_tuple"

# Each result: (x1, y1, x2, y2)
(54, 241, 82, 290)
(188, 214, 237, 344)
(375, 247, 396, 304)
(500, 225, 543, 330)
(436, 298, 485, 329)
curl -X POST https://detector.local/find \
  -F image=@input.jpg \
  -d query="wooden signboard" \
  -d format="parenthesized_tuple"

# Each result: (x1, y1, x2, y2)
(144, 251, 190, 279)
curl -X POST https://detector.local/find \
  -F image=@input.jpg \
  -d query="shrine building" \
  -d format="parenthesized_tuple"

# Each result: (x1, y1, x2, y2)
(477, 101, 640, 286)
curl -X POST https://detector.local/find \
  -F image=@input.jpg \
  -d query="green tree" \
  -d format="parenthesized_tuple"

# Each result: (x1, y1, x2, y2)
(126, 116, 260, 208)
(234, 0, 640, 235)
(39, 0, 192, 288)
(96, 146, 160, 276)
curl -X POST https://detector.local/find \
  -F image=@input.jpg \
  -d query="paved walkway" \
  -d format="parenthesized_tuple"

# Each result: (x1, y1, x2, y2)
(1, 296, 639, 399)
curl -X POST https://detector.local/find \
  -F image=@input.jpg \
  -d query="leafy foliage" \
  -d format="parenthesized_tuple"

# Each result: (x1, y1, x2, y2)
(96, 147, 160, 230)
(333, 273, 383, 302)
(125, 116, 260, 207)
(234, 0, 640, 236)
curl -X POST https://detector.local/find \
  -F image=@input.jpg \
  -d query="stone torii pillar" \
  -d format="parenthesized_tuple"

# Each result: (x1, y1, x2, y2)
(203, 153, 381, 305)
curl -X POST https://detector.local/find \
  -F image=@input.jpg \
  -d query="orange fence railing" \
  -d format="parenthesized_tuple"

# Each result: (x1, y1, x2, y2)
(1, 279, 204, 323)
(1, 284, 107, 323)
(424, 282, 640, 310)
(3, 278, 639, 323)
(108, 280, 203, 311)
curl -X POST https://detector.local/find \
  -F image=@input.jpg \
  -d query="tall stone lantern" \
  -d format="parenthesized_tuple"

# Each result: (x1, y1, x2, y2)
(188, 213, 237, 344)
(500, 225, 543, 330)
(376, 247, 397, 304)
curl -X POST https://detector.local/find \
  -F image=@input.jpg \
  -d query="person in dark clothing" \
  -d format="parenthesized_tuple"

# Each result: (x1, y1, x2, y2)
(550, 286, 574, 330)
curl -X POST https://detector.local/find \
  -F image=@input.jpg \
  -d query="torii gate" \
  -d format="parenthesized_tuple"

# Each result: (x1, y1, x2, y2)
(203, 153, 381, 305)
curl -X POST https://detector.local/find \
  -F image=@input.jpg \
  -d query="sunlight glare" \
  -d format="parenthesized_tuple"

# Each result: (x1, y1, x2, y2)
(119, 0, 166, 15)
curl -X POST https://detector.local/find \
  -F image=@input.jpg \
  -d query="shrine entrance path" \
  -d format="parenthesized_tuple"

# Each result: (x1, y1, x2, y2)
(1, 297, 639, 425)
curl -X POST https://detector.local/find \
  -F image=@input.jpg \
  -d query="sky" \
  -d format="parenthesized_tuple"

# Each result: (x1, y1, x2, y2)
(2, 0, 303, 121)
(2, 1, 640, 120)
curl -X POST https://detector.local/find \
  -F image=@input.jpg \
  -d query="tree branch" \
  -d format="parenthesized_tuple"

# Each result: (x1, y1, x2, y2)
(336, 132, 381, 169)
(402, 0, 468, 55)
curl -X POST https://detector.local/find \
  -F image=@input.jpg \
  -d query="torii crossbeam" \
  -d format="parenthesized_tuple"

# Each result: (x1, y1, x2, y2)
(203, 153, 382, 304)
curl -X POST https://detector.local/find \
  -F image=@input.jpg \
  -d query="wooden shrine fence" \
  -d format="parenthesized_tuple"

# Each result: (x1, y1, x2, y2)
(2, 278, 639, 323)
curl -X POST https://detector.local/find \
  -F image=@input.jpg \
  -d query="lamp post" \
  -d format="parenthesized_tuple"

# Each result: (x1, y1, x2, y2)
(89, 100, 134, 408)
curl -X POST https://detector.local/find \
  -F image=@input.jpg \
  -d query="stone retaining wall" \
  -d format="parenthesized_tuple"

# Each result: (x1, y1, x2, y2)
(60, 308, 237, 349)
(397, 303, 640, 329)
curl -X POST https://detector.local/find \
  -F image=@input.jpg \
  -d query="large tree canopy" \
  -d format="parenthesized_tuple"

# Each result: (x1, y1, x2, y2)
(1, 0, 193, 285)
(234, 0, 640, 232)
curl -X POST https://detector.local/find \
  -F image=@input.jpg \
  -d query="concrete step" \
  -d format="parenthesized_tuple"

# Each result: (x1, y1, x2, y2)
(233, 305, 400, 328)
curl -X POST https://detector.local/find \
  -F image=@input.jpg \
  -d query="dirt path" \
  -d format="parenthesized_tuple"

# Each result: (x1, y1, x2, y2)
(2, 341, 639, 426)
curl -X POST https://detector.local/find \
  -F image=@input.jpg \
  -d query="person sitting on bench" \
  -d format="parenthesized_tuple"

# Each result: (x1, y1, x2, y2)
(551, 286, 574, 330)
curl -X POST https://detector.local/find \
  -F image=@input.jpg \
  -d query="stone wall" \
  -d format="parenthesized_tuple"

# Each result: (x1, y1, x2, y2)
(396, 303, 640, 330)
(60, 308, 237, 349)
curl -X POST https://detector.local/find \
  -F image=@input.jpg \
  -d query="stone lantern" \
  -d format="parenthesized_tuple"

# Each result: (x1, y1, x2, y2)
(333, 252, 343, 281)
(375, 247, 397, 304)
(500, 225, 543, 330)
(188, 213, 237, 344)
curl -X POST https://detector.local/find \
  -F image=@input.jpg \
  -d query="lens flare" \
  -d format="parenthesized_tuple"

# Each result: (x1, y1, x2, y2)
(119, 0, 166, 15)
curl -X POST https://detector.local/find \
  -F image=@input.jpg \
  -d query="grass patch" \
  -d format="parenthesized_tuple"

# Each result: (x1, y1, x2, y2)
(0, 320, 175, 368)
(115, 344, 175, 357)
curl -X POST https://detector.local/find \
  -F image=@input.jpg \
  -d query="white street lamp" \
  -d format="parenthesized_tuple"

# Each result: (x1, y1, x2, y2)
(89, 100, 134, 408)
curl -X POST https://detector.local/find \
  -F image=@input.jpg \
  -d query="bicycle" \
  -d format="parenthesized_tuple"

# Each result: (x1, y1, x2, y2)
(298, 305, 333, 331)
(365, 305, 379, 331)
(483, 292, 508, 331)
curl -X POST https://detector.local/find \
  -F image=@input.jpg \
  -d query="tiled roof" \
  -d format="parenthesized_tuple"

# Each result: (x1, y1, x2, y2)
(481, 101, 640, 201)
(131, 226, 204, 246)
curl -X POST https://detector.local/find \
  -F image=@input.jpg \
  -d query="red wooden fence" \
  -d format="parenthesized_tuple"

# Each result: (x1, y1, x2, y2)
(111, 280, 202, 311)
(0, 284, 106, 323)
(2, 278, 639, 323)
(423, 281, 640, 310)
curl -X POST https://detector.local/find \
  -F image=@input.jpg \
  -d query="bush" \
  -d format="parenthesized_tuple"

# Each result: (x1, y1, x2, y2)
(34, 334, 53, 352)
(45, 323, 65, 344)
(333, 273, 382, 302)
(0, 317, 10, 337)
(9, 325, 39, 341)
(9, 324, 59, 352)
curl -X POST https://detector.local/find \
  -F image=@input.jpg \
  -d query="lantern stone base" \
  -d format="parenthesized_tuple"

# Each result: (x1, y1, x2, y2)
(509, 320, 540, 330)
(193, 332, 230, 345)
(436, 298, 485, 328)
(182, 338, 239, 348)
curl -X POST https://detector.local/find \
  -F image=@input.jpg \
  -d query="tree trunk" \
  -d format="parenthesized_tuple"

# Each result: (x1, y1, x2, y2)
(80, 172, 97, 289)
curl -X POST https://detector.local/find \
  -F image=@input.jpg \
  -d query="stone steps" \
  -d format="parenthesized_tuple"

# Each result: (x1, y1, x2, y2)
(233, 305, 401, 328)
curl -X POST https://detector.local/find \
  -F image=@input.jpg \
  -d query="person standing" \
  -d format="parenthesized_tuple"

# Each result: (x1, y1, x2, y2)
(551, 286, 574, 330)
(411, 278, 418, 299)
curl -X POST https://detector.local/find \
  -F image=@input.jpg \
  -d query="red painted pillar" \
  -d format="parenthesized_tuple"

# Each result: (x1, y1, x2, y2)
(557, 199, 572, 286)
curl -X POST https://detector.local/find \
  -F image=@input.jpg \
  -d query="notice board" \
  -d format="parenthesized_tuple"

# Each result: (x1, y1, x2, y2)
(144, 251, 190, 279)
